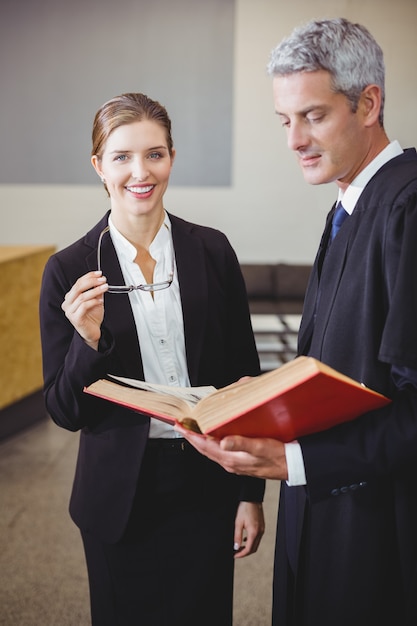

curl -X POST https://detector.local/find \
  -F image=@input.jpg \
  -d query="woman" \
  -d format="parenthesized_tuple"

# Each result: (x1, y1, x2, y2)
(39, 93, 265, 626)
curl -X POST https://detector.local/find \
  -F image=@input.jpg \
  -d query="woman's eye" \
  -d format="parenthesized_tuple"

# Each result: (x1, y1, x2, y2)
(149, 152, 162, 160)
(115, 154, 128, 162)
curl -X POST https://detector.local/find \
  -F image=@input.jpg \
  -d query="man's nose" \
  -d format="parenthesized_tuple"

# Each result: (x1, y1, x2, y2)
(286, 122, 309, 152)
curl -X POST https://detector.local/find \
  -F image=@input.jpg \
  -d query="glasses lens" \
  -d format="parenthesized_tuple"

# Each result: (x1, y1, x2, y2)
(141, 281, 172, 292)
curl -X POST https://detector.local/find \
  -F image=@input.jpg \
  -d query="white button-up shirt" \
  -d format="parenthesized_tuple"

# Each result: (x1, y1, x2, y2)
(108, 212, 189, 438)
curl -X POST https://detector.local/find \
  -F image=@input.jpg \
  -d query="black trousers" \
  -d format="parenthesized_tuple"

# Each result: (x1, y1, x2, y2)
(81, 439, 239, 626)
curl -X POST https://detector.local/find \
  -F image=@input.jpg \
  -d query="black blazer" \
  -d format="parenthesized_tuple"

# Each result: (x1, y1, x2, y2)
(40, 211, 264, 543)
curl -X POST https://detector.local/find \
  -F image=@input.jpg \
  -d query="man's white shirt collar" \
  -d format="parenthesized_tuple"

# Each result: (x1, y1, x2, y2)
(339, 140, 403, 214)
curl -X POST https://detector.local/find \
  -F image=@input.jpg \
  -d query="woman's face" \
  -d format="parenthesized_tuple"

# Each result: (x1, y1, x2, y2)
(92, 119, 175, 222)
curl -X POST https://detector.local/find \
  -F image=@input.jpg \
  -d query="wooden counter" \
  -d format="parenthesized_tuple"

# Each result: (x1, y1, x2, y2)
(0, 245, 55, 438)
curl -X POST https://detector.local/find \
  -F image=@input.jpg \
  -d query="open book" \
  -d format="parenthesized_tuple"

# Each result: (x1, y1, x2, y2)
(83, 357, 391, 442)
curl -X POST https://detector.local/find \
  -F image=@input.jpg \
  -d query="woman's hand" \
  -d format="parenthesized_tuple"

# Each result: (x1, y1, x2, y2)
(61, 271, 108, 350)
(233, 501, 265, 559)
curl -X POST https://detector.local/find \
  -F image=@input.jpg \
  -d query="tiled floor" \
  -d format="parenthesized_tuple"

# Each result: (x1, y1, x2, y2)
(0, 417, 279, 625)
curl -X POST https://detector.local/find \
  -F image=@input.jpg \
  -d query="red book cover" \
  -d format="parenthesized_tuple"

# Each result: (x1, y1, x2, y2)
(204, 372, 390, 441)
(84, 357, 391, 442)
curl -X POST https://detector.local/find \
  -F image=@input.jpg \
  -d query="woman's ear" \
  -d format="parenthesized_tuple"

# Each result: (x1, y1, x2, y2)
(91, 155, 104, 180)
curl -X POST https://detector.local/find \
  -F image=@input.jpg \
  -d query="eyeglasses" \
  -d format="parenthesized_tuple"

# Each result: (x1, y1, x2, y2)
(97, 226, 174, 294)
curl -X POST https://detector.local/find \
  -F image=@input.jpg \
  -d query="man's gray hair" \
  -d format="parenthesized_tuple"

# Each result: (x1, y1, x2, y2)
(267, 18, 385, 125)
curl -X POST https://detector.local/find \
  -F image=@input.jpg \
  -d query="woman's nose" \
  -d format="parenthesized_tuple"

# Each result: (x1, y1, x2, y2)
(132, 158, 149, 181)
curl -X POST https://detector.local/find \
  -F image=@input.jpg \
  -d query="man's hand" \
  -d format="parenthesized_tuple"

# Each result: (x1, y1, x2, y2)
(176, 427, 288, 481)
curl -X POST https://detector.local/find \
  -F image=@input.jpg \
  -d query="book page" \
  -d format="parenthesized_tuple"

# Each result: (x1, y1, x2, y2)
(86, 379, 196, 421)
(108, 374, 215, 406)
(191, 359, 307, 426)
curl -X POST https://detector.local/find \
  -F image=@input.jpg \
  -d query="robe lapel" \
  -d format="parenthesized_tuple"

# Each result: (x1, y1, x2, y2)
(298, 212, 332, 355)
(298, 203, 351, 357)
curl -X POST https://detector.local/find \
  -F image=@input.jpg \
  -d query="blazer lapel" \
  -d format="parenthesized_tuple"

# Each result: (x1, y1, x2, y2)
(84, 213, 208, 382)
(85, 216, 144, 379)
(170, 216, 208, 385)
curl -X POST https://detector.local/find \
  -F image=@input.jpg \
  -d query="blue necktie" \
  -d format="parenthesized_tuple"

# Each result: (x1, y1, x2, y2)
(330, 202, 349, 241)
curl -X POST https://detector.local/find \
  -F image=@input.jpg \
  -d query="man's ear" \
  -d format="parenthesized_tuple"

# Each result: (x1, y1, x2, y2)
(360, 84, 382, 127)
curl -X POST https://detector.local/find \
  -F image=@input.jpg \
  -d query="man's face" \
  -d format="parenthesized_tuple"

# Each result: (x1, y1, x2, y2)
(273, 70, 370, 190)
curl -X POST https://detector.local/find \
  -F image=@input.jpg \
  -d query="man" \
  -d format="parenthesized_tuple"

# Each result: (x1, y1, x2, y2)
(177, 17, 417, 625)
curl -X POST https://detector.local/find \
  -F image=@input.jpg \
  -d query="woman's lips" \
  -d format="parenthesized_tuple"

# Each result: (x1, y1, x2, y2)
(126, 184, 155, 198)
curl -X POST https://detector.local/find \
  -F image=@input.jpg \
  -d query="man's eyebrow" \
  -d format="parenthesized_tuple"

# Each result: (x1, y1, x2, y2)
(276, 105, 327, 117)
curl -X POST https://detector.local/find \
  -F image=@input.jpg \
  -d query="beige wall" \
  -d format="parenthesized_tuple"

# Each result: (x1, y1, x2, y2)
(1, 0, 416, 263)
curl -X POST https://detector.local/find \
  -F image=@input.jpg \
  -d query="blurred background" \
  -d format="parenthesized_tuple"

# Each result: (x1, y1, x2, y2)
(1, 0, 416, 263)
(0, 1, 416, 623)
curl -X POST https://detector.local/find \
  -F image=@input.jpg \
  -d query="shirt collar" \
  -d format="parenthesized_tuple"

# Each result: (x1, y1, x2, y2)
(338, 140, 403, 215)
(108, 211, 172, 263)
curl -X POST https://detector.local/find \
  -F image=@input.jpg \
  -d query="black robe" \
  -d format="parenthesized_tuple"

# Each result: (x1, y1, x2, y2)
(273, 149, 417, 626)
